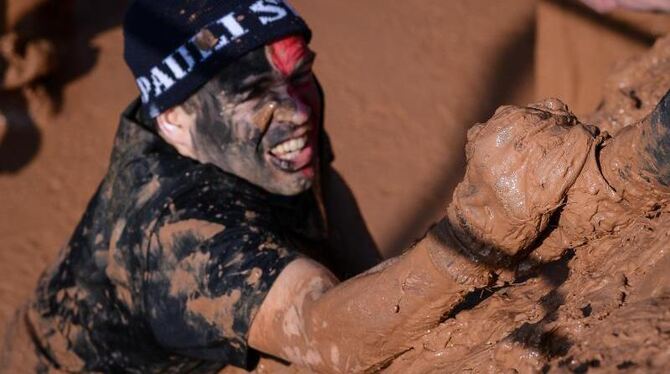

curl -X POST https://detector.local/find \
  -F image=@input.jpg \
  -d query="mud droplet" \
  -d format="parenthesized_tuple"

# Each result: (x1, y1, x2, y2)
(194, 28, 218, 50)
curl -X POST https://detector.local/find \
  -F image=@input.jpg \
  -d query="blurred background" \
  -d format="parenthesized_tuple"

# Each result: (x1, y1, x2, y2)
(0, 0, 668, 339)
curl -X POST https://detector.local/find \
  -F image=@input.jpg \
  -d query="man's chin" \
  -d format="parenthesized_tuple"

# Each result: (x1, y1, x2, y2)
(263, 147, 317, 195)
(265, 167, 315, 196)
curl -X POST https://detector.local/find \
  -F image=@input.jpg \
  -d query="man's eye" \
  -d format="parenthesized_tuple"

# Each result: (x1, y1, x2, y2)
(291, 71, 313, 86)
(243, 80, 273, 99)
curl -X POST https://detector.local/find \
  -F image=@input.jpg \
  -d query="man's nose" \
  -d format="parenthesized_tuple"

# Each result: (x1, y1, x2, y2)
(273, 95, 311, 126)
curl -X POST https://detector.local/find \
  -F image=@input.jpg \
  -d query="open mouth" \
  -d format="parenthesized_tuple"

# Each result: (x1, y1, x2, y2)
(268, 133, 314, 172)
(271, 135, 307, 160)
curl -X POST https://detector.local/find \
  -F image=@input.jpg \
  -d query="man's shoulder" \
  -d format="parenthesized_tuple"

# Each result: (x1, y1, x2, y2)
(158, 165, 275, 230)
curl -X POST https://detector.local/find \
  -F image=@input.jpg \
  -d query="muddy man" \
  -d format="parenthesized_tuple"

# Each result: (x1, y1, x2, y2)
(4, 0, 670, 372)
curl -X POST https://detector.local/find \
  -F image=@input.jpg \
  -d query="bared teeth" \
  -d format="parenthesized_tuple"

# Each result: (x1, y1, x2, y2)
(271, 136, 307, 159)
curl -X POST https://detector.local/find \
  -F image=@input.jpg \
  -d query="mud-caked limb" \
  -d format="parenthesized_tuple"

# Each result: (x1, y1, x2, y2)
(248, 220, 493, 373)
(248, 99, 597, 373)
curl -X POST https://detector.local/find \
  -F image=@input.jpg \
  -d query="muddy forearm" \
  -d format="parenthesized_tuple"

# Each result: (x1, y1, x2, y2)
(302, 219, 492, 372)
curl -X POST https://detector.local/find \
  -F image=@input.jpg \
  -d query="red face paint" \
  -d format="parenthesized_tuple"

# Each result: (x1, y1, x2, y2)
(267, 35, 308, 77)
(266, 35, 321, 180)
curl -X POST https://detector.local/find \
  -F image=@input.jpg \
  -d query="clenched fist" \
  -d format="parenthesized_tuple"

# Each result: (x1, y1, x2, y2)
(447, 99, 594, 265)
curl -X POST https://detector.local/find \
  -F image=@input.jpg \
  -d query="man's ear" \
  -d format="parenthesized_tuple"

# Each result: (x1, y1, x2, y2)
(156, 107, 186, 141)
(156, 106, 197, 159)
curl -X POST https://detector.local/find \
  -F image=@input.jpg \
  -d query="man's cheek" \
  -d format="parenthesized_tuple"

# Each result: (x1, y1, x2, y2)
(227, 111, 263, 143)
(240, 124, 263, 144)
(290, 83, 321, 119)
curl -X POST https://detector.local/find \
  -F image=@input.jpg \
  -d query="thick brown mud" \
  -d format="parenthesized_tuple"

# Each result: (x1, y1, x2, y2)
(380, 35, 670, 374)
(589, 35, 670, 135)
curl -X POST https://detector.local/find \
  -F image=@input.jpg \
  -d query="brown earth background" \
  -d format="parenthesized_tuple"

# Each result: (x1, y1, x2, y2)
(0, 0, 669, 366)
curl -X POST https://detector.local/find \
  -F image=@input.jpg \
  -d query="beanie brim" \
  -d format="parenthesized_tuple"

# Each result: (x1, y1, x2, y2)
(124, 0, 311, 118)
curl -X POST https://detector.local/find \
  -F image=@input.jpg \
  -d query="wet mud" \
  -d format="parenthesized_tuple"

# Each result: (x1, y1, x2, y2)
(589, 35, 670, 135)
(379, 35, 670, 373)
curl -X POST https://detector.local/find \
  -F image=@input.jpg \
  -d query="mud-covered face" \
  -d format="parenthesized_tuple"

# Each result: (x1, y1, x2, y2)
(182, 35, 321, 196)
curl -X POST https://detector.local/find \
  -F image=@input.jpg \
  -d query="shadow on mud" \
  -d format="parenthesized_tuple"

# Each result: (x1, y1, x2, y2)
(0, 0, 129, 173)
(433, 213, 578, 364)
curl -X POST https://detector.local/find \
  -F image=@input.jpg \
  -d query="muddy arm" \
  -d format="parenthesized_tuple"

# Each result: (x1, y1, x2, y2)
(249, 218, 492, 373)
(248, 99, 597, 372)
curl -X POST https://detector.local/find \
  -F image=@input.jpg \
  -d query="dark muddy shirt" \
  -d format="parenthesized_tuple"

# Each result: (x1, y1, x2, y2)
(27, 100, 332, 373)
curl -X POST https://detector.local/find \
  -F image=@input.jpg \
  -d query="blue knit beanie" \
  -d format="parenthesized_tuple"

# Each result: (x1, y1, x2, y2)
(123, 0, 311, 118)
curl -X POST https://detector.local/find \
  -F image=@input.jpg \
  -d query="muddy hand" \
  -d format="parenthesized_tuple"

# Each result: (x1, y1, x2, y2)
(447, 99, 594, 267)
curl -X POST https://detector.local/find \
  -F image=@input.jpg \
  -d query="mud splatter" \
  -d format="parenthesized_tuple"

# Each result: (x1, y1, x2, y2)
(187, 289, 241, 337)
(158, 219, 226, 249)
(136, 176, 161, 206)
(246, 267, 263, 286)
(105, 219, 135, 310)
(169, 250, 211, 298)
